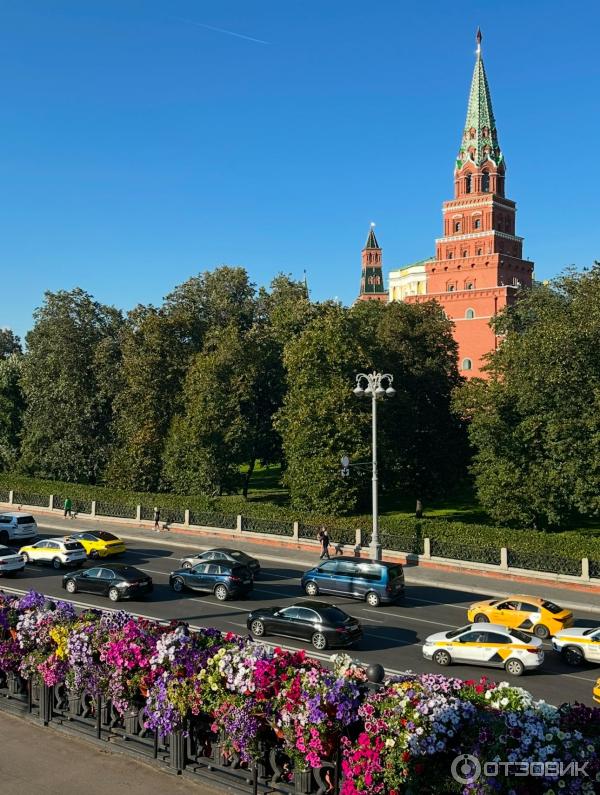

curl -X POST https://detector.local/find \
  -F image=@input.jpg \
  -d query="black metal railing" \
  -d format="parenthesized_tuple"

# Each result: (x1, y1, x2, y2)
(589, 559, 600, 580)
(378, 530, 424, 555)
(507, 549, 581, 576)
(241, 516, 292, 536)
(12, 491, 49, 508)
(94, 501, 137, 520)
(0, 489, 9, 503)
(431, 538, 501, 566)
(189, 511, 237, 530)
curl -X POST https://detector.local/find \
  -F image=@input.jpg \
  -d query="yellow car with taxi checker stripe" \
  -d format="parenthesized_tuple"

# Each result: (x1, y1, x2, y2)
(466, 595, 573, 640)
(552, 626, 600, 666)
(423, 623, 544, 676)
(593, 678, 600, 704)
(67, 531, 126, 559)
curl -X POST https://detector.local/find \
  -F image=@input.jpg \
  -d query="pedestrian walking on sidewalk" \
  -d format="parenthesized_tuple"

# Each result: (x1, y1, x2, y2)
(153, 507, 160, 531)
(63, 497, 72, 519)
(319, 527, 331, 559)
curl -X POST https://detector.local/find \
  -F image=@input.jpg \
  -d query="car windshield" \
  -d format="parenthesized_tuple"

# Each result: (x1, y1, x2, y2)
(446, 626, 473, 639)
(95, 532, 118, 541)
(510, 629, 531, 643)
(17, 516, 35, 524)
(64, 542, 84, 551)
(319, 607, 349, 624)
(541, 600, 563, 614)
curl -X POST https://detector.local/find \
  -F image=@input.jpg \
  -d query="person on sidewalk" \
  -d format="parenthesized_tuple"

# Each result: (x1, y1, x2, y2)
(319, 527, 331, 560)
(63, 497, 72, 519)
(153, 507, 160, 531)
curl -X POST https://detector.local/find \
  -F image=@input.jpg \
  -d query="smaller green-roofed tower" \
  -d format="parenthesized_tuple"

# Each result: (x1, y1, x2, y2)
(358, 223, 388, 302)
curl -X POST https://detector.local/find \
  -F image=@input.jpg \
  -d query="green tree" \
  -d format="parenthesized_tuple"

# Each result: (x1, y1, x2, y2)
(275, 305, 372, 514)
(277, 300, 467, 515)
(19, 289, 122, 483)
(105, 306, 187, 491)
(162, 325, 258, 495)
(0, 353, 24, 471)
(455, 265, 600, 528)
(0, 329, 22, 358)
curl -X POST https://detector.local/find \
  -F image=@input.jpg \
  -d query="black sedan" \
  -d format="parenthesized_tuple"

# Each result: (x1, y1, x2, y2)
(179, 548, 261, 577)
(62, 564, 153, 602)
(247, 600, 363, 650)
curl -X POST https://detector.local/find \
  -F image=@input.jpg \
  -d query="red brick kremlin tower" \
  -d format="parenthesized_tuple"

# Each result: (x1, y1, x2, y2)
(396, 29, 534, 377)
(357, 223, 388, 302)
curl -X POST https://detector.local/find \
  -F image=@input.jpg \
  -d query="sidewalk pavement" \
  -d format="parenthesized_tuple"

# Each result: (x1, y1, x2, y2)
(36, 512, 600, 615)
(0, 710, 221, 795)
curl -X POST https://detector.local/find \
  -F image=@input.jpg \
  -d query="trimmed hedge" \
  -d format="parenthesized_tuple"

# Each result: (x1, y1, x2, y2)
(1, 473, 600, 565)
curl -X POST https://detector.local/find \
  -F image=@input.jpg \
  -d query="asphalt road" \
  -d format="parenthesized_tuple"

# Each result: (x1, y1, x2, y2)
(2, 525, 599, 707)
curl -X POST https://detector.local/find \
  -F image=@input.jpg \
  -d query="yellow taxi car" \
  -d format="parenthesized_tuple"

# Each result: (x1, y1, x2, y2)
(466, 595, 573, 640)
(67, 531, 126, 559)
(593, 678, 600, 704)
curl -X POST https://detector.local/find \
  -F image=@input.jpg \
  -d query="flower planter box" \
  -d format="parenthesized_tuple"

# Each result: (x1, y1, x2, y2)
(7, 672, 24, 697)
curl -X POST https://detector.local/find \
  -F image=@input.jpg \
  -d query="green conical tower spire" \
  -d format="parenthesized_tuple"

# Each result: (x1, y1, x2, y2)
(364, 223, 379, 249)
(456, 29, 503, 170)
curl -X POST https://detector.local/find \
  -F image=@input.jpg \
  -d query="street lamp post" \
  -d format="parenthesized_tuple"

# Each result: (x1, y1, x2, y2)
(353, 372, 395, 561)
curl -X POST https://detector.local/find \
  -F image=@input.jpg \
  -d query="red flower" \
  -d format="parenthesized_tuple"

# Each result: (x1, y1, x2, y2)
(401, 751, 410, 763)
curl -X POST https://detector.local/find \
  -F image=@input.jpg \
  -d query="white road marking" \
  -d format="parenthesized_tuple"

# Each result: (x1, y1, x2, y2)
(363, 608, 460, 628)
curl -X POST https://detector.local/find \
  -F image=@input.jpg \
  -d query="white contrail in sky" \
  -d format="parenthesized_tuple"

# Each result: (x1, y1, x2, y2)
(172, 17, 269, 45)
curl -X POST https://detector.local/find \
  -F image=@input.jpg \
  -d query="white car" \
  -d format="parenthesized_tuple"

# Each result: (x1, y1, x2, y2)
(19, 537, 87, 569)
(0, 544, 26, 576)
(0, 512, 38, 544)
(552, 627, 600, 666)
(422, 623, 544, 676)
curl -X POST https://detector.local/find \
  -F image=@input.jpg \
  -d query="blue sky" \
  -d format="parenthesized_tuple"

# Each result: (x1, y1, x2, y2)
(2, 1, 599, 341)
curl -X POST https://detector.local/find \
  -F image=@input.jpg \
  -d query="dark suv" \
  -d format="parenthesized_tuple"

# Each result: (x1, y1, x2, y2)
(169, 560, 253, 601)
(300, 557, 404, 607)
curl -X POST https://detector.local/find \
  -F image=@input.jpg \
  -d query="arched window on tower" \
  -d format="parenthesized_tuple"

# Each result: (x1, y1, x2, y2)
(454, 221, 461, 232)
(473, 217, 481, 230)
(462, 358, 473, 371)
(465, 308, 475, 319)
(465, 174, 472, 194)
(481, 171, 490, 192)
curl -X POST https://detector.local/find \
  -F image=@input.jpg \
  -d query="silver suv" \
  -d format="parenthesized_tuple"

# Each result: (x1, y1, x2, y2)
(0, 512, 38, 544)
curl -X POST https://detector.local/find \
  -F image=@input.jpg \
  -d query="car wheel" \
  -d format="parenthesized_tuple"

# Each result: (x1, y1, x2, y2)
(433, 649, 452, 666)
(366, 591, 381, 607)
(171, 577, 185, 593)
(214, 584, 228, 601)
(65, 579, 77, 594)
(52, 557, 62, 570)
(304, 581, 319, 597)
(250, 620, 266, 637)
(533, 624, 550, 640)
(563, 646, 584, 666)
(311, 632, 328, 651)
(182, 561, 193, 570)
(108, 587, 120, 602)
(474, 613, 489, 623)
(505, 658, 525, 676)
(90, 550, 99, 560)
(21, 552, 30, 564)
